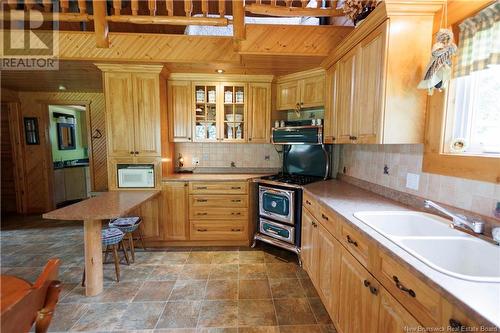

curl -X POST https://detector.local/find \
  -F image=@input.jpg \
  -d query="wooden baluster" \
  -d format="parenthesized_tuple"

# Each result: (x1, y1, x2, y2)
(148, 0, 156, 15)
(285, 0, 292, 8)
(7, 0, 17, 10)
(232, 0, 245, 40)
(92, 0, 109, 48)
(301, 0, 308, 8)
(78, 0, 87, 14)
(201, 0, 208, 17)
(184, 0, 192, 17)
(42, 0, 52, 12)
(25, 0, 35, 10)
(317, 0, 321, 8)
(166, 0, 174, 16)
(271, 0, 277, 6)
(131, 0, 139, 15)
(60, 0, 69, 13)
(256, 0, 261, 4)
(113, 0, 121, 15)
(218, 0, 225, 17)
(331, 0, 338, 9)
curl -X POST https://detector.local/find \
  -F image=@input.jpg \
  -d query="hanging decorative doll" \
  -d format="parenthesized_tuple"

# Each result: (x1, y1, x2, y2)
(417, 28, 458, 95)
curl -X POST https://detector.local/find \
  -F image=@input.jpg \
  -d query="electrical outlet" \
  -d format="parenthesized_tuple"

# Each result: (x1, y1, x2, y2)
(264, 155, 270, 161)
(192, 157, 200, 166)
(202, 153, 209, 161)
(406, 173, 420, 191)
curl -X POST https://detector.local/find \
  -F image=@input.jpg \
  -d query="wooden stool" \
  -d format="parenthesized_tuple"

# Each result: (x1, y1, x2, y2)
(82, 227, 129, 285)
(109, 217, 145, 263)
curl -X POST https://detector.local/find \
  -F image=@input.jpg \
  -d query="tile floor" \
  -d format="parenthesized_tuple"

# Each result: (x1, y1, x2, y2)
(0, 215, 337, 333)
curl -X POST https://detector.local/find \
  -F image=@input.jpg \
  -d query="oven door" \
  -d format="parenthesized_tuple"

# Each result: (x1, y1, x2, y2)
(259, 186, 295, 225)
(259, 218, 295, 244)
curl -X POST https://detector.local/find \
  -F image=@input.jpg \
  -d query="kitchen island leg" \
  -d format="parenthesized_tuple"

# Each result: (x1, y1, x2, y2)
(83, 219, 103, 296)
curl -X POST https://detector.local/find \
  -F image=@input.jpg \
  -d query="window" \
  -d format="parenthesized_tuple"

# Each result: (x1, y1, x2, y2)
(445, 65, 500, 155)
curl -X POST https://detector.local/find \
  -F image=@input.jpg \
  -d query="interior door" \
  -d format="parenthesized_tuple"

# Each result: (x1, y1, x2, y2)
(338, 247, 380, 333)
(104, 72, 135, 157)
(132, 73, 161, 156)
(168, 80, 192, 142)
(336, 48, 358, 143)
(354, 21, 387, 144)
(247, 82, 271, 143)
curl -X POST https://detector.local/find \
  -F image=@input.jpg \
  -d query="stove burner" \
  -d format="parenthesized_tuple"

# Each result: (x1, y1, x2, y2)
(261, 173, 323, 186)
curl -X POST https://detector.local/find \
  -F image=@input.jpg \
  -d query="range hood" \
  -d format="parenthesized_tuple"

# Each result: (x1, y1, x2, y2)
(272, 126, 323, 145)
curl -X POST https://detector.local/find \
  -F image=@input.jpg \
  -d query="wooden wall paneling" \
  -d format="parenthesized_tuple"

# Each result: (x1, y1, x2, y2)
(6, 103, 26, 213)
(1, 103, 18, 213)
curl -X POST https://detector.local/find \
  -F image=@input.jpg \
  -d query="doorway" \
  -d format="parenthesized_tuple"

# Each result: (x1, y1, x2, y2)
(48, 104, 91, 207)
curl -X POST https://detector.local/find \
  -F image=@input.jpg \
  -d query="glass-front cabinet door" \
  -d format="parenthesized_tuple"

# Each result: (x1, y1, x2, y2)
(193, 83, 218, 142)
(221, 83, 246, 142)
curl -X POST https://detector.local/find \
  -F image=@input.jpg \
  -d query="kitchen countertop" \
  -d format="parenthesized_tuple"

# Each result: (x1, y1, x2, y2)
(43, 190, 160, 221)
(163, 173, 273, 182)
(303, 179, 500, 328)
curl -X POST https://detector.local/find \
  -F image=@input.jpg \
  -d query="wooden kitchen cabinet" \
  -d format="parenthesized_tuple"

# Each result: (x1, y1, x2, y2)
(324, 2, 435, 144)
(323, 64, 338, 143)
(301, 209, 317, 275)
(99, 65, 163, 158)
(337, 246, 380, 333)
(378, 288, 421, 333)
(168, 81, 192, 142)
(276, 68, 325, 111)
(247, 82, 271, 143)
(162, 181, 189, 241)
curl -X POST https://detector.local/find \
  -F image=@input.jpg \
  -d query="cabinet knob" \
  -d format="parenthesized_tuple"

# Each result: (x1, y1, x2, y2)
(188, 137, 191, 140)
(231, 212, 241, 216)
(332, 137, 336, 141)
(129, 151, 134, 155)
(249, 138, 252, 141)
(449, 319, 463, 329)
(350, 136, 357, 141)
(134, 151, 139, 155)
(321, 213, 329, 221)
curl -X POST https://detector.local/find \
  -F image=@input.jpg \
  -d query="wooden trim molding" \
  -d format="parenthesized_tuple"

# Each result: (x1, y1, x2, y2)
(276, 67, 325, 83)
(168, 73, 274, 82)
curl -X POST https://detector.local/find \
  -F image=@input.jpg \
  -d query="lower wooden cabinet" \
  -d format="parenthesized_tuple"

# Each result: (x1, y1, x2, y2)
(162, 181, 189, 241)
(301, 209, 317, 274)
(137, 194, 161, 240)
(378, 288, 421, 333)
(337, 246, 380, 333)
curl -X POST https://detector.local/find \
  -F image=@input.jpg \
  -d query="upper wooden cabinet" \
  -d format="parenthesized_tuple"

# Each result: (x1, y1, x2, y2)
(167, 74, 273, 143)
(323, 65, 338, 144)
(167, 81, 192, 142)
(99, 65, 163, 157)
(276, 68, 325, 111)
(247, 82, 272, 143)
(323, 2, 437, 144)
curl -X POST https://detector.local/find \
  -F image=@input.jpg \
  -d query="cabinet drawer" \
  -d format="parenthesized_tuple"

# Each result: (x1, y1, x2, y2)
(190, 221, 247, 240)
(303, 191, 319, 214)
(340, 222, 371, 268)
(377, 251, 441, 327)
(189, 182, 248, 194)
(190, 207, 248, 220)
(190, 195, 248, 208)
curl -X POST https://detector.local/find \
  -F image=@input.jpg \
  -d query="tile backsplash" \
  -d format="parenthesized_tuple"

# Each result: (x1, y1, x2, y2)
(340, 144, 500, 219)
(175, 143, 282, 169)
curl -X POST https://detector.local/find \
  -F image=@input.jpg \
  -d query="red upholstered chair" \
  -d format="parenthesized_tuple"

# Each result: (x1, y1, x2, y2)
(0, 259, 62, 333)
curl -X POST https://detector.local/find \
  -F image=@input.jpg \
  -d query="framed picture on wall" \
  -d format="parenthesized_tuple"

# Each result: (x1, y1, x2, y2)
(23, 117, 40, 145)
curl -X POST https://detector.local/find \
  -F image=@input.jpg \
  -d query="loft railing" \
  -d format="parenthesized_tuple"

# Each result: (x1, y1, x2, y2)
(2, 0, 343, 47)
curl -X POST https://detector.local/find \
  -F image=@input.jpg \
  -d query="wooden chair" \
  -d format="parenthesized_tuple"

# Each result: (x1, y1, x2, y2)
(0, 259, 62, 333)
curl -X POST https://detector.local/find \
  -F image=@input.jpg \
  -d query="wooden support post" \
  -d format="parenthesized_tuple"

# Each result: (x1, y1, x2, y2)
(131, 0, 139, 15)
(148, 0, 157, 16)
(42, 0, 52, 12)
(232, 0, 245, 41)
(285, 0, 292, 8)
(201, 0, 208, 17)
(25, 0, 35, 10)
(113, 0, 121, 15)
(166, 0, 174, 16)
(92, 0, 109, 48)
(7, 0, 17, 10)
(301, 0, 308, 8)
(60, 0, 69, 13)
(83, 219, 103, 296)
(218, 0, 225, 17)
(184, 0, 193, 17)
(78, 0, 87, 14)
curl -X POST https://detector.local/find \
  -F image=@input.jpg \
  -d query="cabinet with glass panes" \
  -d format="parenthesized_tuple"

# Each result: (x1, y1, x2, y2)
(192, 82, 247, 142)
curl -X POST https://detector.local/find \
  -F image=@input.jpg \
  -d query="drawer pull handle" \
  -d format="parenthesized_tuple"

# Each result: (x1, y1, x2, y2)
(231, 228, 242, 232)
(363, 280, 378, 295)
(346, 235, 358, 247)
(449, 319, 463, 329)
(196, 186, 208, 190)
(197, 212, 208, 216)
(197, 199, 208, 202)
(231, 212, 241, 216)
(321, 213, 329, 221)
(231, 186, 241, 190)
(311, 221, 317, 228)
(231, 199, 241, 203)
(197, 228, 208, 232)
(305, 200, 312, 205)
(393, 276, 416, 297)
(363, 280, 370, 287)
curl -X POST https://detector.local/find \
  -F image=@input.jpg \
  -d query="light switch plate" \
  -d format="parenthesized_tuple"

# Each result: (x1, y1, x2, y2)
(406, 173, 420, 191)
(192, 157, 200, 166)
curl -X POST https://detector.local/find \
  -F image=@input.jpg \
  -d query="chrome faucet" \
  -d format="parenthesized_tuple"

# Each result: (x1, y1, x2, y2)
(424, 200, 485, 234)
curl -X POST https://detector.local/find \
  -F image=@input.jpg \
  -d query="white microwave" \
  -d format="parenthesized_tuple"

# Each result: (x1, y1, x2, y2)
(117, 164, 155, 188)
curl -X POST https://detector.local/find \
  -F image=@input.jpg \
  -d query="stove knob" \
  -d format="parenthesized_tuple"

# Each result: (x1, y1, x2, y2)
(271, 201, 277, 208)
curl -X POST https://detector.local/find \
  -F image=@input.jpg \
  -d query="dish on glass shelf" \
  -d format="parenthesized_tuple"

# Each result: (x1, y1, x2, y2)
(226, 114, 243, 127)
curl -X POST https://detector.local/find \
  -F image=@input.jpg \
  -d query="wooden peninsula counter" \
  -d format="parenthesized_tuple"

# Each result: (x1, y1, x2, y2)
(43, 190, 160, 296)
